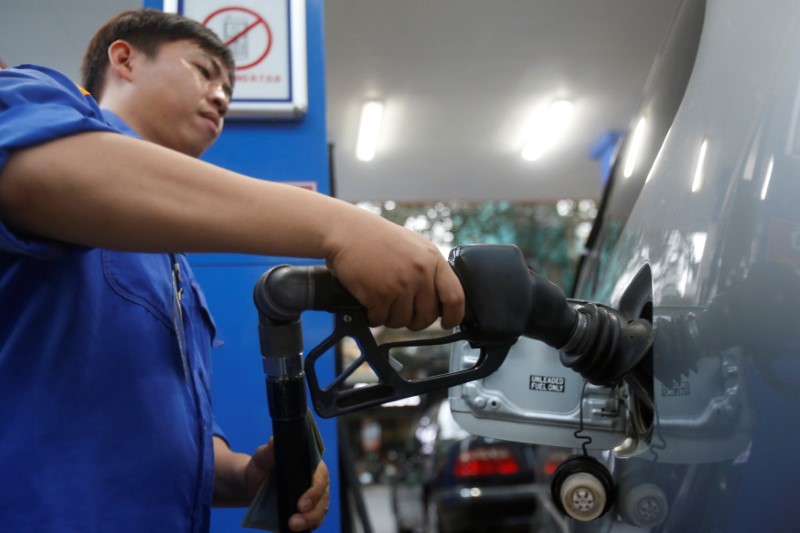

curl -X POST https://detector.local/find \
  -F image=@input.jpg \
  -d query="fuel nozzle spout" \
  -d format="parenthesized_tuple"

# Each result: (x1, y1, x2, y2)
(557, 303, 653, 386)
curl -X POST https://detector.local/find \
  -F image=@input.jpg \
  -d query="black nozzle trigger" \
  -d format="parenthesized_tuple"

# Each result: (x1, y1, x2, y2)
(303, 306, 512, 418)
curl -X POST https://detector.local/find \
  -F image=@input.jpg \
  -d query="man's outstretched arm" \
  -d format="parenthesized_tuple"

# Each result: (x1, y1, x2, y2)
(0, 131, 464, 330)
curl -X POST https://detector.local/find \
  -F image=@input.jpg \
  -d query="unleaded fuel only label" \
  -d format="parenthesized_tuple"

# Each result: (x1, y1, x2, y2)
(529, 375, 565, 393)
(662, 381, 690, 396)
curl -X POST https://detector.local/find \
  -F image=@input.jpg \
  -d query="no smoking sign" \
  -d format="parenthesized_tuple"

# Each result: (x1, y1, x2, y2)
(168, 0, 308, 119)
(204, 7, 273, 71)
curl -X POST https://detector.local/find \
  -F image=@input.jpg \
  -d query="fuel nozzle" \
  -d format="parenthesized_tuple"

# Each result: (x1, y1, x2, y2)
(253, 244, 653, 419)
(450, 245, 653, 388)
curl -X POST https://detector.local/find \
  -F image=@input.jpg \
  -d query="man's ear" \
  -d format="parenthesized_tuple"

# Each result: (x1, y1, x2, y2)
(107, 40, 136, 83)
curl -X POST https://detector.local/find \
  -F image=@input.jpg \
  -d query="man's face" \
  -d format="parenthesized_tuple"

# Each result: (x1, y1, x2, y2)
(131, 39, 232, 157)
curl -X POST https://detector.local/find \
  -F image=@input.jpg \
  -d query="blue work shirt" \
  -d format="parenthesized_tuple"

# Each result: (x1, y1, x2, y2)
(0, 65, 223, 532)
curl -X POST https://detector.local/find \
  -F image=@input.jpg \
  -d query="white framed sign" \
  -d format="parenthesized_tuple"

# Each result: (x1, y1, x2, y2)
(165, 0, 308, 119)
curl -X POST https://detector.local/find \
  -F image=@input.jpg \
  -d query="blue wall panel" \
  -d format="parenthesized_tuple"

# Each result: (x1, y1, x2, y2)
(192, 259, 339, 533)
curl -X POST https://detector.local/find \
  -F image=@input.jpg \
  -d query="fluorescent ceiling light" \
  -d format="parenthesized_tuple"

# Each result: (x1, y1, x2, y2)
(356, 101, 384, 162)
(521, 100, 575, 161)
(623, 117, 647, 178)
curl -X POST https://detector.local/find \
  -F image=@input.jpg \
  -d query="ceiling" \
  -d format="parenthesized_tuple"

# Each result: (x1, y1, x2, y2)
(1, 0, 681, 202)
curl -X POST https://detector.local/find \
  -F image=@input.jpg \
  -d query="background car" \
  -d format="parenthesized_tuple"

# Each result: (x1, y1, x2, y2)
(424, 433, 539, 533)
(391, 401, 571, 533)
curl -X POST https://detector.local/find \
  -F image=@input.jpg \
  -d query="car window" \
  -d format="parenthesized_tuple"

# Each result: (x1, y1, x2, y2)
(573, 0, 707, 299)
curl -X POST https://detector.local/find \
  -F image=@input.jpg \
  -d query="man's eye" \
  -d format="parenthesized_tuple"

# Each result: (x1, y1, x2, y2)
(196, 64, 211, 79)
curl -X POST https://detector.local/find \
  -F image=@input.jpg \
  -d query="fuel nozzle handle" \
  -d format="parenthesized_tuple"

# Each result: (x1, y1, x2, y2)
(449, 245, 575, 347)
(254, 251, 533, 418)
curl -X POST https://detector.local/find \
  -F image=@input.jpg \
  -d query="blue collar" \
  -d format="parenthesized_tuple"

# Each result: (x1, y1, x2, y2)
(102, 109, 141, 139)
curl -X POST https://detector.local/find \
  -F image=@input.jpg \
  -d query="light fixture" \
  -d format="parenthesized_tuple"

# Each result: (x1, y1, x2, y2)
(521, 99, 575, 161)
(356, 100, 384, 161)
(623, 117, 647, 178)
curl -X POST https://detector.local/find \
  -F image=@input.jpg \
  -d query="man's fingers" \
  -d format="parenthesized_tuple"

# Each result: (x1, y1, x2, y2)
(250, 438, 274, 471)
(329, 224, 464, 331)
(435, 259, 465, 329)
(408, 286, 438, 332)
(363, 259, 462, 330)
(385, 294, 414, 329)
(289, 461, 330, 531)
(365, 304, 390, 328)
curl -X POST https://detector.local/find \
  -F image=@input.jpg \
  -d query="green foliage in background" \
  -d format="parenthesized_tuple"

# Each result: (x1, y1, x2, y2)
(359, 199, 597, 291)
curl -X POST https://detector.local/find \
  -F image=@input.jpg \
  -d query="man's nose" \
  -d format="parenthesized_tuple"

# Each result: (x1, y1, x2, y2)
(209, 84, 229, 116)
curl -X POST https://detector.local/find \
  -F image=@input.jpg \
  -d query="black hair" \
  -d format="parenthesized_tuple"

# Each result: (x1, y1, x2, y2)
(80, 9, 234, 98)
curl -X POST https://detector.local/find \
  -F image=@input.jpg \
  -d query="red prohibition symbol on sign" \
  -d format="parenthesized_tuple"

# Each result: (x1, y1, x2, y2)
(203, 7, 273, 70)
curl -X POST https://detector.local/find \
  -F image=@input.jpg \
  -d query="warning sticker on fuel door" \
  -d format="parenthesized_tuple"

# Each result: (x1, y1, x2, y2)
(529, 375, 565, 393)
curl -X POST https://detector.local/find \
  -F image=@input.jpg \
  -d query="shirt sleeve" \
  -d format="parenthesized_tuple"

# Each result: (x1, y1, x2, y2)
(0, 65, 119, 258)
(212, 417, 229, 444)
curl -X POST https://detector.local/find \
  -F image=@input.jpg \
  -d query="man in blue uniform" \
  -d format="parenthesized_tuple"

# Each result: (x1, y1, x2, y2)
(0, 9, 465, 532)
